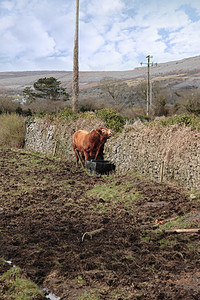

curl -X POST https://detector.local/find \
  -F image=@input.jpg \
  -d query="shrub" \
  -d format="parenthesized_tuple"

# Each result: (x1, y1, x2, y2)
(151, 94, 169, 117)
(79, 98, 106, 112)
(0, 113, 26, 148)
(0, 95, 19, 113)
(94, 108, 126, 132)
(152, 114, 200, 131)
(173, 89, 200, 116)
(57, 107, 78, 120)
(184, 93, 200, 115)
(26, 100, 69, 115)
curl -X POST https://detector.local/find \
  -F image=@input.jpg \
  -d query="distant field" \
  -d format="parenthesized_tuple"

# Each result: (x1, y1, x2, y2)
(0, 55, 200, 97)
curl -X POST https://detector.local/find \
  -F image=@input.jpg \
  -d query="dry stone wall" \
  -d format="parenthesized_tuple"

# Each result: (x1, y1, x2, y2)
(25, 118, 56, 154)
(25, 118, 200, 191)
(25, 116, 105, 157)
(104, 122, 200, 190)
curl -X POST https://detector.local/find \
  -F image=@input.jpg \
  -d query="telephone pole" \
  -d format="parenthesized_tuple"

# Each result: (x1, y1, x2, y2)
(141, 55, 155, 117)
(72, 0, 79, 113)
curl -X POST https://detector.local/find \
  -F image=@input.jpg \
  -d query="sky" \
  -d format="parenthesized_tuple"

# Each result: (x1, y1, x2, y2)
(0, 0, 200, 72)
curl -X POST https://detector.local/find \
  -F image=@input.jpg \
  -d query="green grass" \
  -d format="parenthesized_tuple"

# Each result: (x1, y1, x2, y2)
(88, 180, 142, 201)
(158, 238, 178, 249)
(186, 189, 200, 202)
(0, 113, 26, 148)
(78, 292, 101, 300)
(0, 263, 44, 300)
(159, 213, 200, 231)
(87, 180, 143, 214)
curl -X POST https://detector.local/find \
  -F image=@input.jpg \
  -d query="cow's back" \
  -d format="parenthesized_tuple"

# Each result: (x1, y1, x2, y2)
(73, 130, 89, 151)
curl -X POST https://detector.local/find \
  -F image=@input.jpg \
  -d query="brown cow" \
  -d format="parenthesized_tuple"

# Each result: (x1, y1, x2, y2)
(72, 127, 112, 167)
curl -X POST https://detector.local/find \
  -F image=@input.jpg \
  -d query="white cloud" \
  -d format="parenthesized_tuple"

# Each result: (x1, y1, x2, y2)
(168, 20, 200, 54)
(86, 48, 123, 71)
(0, 0, 200, 71)
(1, 0, 15, 11)
(82, 0, 125, 17)
(0, 14, 55, 57)
(80, 22, 105, 56)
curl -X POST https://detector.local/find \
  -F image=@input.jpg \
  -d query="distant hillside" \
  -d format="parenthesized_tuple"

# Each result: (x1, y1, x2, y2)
(0, 55, 200, 99)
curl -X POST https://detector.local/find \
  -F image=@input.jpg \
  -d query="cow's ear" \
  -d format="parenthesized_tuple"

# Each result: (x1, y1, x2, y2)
(96, 128, 102, 134)
(101, 128, 106, 134)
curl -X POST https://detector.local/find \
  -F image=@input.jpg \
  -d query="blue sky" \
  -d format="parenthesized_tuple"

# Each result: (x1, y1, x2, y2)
(0, 0, 200, 71)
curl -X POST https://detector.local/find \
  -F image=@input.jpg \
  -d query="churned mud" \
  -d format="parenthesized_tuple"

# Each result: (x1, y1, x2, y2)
(0, 148, 199, 299)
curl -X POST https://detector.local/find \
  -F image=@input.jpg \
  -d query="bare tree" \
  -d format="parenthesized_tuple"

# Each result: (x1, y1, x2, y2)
(174, 88, 200, 115)
(100, 77, 131, 111)
(72, 0, 79, 113)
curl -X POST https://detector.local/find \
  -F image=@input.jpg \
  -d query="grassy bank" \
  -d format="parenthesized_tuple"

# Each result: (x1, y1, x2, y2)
(0, 259, 45, 300)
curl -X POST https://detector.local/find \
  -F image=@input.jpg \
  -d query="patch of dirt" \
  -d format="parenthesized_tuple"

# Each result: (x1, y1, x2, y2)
(0, 148, 199, 299)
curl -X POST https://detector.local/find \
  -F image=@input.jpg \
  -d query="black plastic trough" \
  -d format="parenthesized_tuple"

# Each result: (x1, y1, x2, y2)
(86, 160, 115, 175)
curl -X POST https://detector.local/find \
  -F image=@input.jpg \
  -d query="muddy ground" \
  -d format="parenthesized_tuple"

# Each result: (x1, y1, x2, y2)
(0, 147, 199, 299)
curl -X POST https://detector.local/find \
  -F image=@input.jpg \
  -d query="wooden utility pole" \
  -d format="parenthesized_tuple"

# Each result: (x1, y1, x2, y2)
(72, 0, 79, 113)
(146, 55, 150, 117)
(141, 55, 156, 117)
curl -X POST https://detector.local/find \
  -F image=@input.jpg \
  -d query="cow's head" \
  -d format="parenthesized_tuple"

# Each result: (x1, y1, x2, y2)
(96, 127, 112, 138)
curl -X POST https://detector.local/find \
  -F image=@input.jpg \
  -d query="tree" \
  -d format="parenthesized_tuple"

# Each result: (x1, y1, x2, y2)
(134, 81, 147, 105)
(152, 94, 168, 116)
(184, 90, 200, 115)
(23, 77, 70, 102)
(23, 87, 36, 103)
(100, 77, 133, 112)
(151, 82, 169, 116)
(33, 77, 69, 101)
(0, 94, 19, 114)
(173, 89, 200, 115)
(72, 0, 79, 113)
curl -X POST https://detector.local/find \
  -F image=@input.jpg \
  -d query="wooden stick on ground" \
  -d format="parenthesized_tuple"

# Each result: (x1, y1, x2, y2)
(82, 227, 104, 242)
(164, 228, 200, 234)
(53, 141, 57, 156)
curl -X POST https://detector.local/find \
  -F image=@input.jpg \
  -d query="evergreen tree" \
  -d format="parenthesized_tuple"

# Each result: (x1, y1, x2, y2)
(23, 77, 70, 102)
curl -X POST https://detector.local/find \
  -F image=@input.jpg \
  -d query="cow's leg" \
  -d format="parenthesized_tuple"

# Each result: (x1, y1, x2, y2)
(77, 151, 85, 168)
(98, 144, 104, 160)
(94, 143, 103, 160)
(73, 146, 79, 167)
(84, 151, 90, 162)
(76, 150, 86, 168)
(80, 152, 85, 167)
